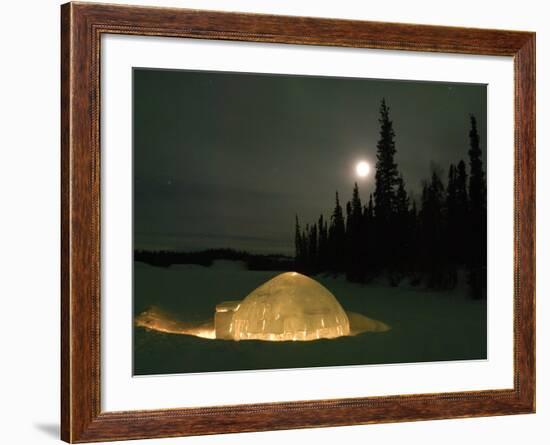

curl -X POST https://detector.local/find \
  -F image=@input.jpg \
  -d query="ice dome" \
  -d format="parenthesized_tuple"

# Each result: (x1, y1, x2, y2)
(215, 272, 350, 341)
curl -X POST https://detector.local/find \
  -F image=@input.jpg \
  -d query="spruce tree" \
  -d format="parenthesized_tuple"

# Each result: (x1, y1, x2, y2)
(455, 160, 469, 265)
(409, 199, 421, 285)
(445, 164, 459, 287)
(317, 214, 328, 271)
(390, 174, 410, 285)
(302, 224, 310, 271)
(374, 98, 399, 274)
(419, 169, 447, 289)
(456, 160, 469, 212)
(346, 183, 365, 282)
(309, 224, 318, 272)
(394, 174, 409, 216)
(364, 194, 377, 281)
(467, 115, 487, 299)
(345, 201, 352, 235)
(468, 116, 486, 210)
(374, 98, 399, 223)
(445, 165, 457, 243)
(331, 192, 345, 236)
(328, 192, 346, 272)
(351, 183, 363, 220)
(367, 194, 375, 220)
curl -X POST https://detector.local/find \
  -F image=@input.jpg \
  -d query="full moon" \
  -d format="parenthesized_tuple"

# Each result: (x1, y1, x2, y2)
(356, 161, 371, 178)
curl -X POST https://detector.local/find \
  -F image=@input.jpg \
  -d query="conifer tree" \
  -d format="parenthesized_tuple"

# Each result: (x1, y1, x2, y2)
(456, 161, 468, 211)
(363, 193, 377, 281)
(445, 165, 457, 237)
(351, 183, 363, 221)
(308, 224, 318, 271)
(346, 183, 365, 282)
(390, 174, 410, 285)
(445, 164, 459, 287)
(394, 174, 409, 216)
(317, 214, 328, 271)
(455, 160, 469, 264)
(345, 201, 352, 235)
(467, 115, 487, 299)
(374, 98, 400, 273)
(374, 98, 399, 223)
(328, 192, 346, 272)
(468, 116, 486, 210)
(302, 224, 310, 270)
(367, 194, 375, 220)
(409, 199, 421, 285)
(419, 168, 447, 289)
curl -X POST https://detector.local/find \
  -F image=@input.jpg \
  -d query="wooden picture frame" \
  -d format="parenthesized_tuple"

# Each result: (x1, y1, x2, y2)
(61, 2, 535, 442)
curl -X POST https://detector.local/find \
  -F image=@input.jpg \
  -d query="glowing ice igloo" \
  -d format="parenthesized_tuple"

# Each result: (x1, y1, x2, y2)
(215, 272, 350, 341)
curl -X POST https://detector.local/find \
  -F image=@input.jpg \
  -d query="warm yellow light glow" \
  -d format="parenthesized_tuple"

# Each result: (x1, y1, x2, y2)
(224, 272, 350, 341)
(356, 161, 370, 178)
(135, 306, 216, 339)
(135, 273, 390, 342)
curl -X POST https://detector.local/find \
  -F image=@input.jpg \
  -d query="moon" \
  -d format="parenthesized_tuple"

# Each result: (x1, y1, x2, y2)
(355, 161, 371, 178)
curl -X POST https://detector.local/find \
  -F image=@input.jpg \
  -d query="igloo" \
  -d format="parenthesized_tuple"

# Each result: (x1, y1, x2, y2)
(215, 272, 351, 341)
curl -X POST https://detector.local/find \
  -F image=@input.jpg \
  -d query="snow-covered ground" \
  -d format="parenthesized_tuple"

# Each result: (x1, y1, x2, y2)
(134, 261, 486, 375)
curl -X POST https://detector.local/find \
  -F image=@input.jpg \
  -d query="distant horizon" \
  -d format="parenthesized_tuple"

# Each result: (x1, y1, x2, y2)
(134, 233, 295, 256)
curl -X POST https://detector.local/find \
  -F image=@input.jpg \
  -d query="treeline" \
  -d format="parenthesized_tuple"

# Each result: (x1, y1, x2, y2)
(135, 248, 294, 271)
(295, 99, 487, 299)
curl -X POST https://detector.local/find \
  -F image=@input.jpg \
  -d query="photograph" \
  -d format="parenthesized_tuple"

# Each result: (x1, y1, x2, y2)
(132, 68, 488, 376)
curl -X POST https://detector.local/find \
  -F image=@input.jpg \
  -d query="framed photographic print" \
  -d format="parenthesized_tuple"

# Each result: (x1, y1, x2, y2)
(61, 2, 535, 442)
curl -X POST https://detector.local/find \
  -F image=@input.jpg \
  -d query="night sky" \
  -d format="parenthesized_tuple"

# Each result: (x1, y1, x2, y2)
(134, 68, 486, 255)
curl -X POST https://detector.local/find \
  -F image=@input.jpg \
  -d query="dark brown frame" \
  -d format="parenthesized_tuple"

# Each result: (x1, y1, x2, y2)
(61, 2, 536, 442)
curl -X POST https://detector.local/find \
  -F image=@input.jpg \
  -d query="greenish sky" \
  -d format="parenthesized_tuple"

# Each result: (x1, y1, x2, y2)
(133, 68, 486, 255)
